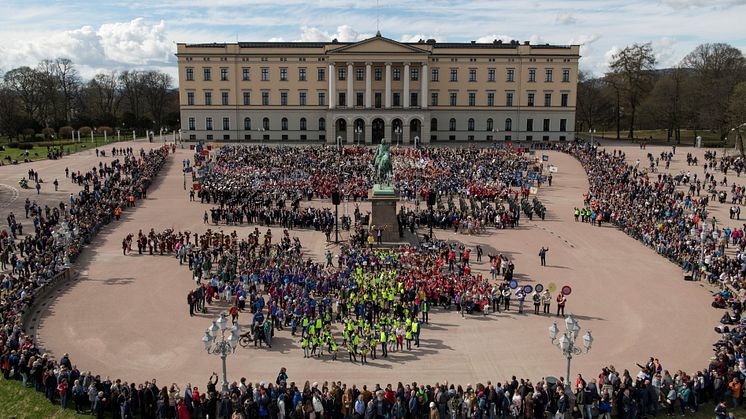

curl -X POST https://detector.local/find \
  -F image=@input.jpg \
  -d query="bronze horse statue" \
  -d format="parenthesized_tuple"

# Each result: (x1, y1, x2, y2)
(373, 141, 393, 185)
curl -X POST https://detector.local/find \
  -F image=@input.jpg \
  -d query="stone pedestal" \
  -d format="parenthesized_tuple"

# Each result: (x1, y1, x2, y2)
(369, 185, 400, 243)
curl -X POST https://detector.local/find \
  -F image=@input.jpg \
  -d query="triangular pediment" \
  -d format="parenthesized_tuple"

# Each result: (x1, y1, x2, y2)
(328, 36, 428, 54)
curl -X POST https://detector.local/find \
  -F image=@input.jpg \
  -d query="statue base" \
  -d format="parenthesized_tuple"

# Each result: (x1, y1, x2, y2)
(368, 185, 400, 243)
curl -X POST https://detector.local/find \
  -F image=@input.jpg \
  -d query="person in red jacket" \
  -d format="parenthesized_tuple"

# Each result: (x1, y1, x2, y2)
(556, 293, 567, 317)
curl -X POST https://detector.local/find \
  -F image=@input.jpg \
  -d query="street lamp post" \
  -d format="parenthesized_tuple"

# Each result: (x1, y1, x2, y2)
(257, 128, 265, 144)
(492, 129, 500, 147)
(589, 129, 596, 144)
(413, 136, 420, 149)
(548, 315, 593, 385)
(394, 126, 402, 147)
(355, 126, 363, 146)
(201, 313, 240, 394)
(336, 135, 343, 149)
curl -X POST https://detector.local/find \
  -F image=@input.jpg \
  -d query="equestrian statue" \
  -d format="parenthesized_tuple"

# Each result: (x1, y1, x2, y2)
(373, 140, 393, 185)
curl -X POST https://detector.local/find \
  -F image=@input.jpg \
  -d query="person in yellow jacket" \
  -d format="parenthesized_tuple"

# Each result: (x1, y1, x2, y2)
(405, 327, 413, 350)
(301, 336, 309, 358)
(379, 328, 388, 357)
(412, 320, 420, 347)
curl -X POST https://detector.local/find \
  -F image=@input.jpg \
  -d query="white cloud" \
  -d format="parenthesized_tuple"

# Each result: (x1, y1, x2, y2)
(475, 34, 513, 43)
(556, 13, 577, 25)
(97, 19, 172, 65)
(296, 25, 367, 42)
(0, 18, 172, 77)
(652, 37, 679, 68)
(604, 46, 621, 68)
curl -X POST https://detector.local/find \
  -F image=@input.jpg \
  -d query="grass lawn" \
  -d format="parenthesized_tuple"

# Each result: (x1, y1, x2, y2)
(0, 136, 134, 164)
(583, 129, 726, 147)
(0, 377, 83, 418)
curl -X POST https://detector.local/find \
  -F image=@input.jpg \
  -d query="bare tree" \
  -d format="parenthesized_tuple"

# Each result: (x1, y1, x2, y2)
(609, 43, 657, 140)
(83, 71, 121, 122)
(142, 70, 173, 129)
(0, 82, 23, 139)
(576, 72, 615, 134)
(119, 70, 147, 126)
(54, 58, 81, 123)
(3, 66, 43, 123)
(682, 43, 746, 140)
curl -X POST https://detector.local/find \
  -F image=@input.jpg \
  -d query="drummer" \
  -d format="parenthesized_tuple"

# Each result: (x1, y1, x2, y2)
(517, 291, 525, 314)
(532, 290, 541, 315)
(502, 286, 512, 311)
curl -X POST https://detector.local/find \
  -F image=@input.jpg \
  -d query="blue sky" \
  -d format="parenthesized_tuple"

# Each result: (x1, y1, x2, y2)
(0, 0, 744, 82)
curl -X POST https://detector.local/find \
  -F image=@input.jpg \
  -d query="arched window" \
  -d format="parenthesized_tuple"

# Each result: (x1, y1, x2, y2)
(263, 117, 270, 130)
(449, 118, 456, 131)
(300, 117, 307, 131)
(486, 118, 493, 131)
(281, 117, 288, 131)
(468, 118, 475, 131)
(430, 118, 438, 132)
(243, 117, 251, 130)
(318, 118, 326, 130)
(505, 118, 512, 131)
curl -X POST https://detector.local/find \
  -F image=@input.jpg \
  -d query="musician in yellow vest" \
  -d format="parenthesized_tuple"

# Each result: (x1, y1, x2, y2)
(379, 328, 388, 357)
(412, 319, 420, 348)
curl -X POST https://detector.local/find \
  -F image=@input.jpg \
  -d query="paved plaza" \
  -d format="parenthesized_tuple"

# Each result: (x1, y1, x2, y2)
(4, 141, 724, 387)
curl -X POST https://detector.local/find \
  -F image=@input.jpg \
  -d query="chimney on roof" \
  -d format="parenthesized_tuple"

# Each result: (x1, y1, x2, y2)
(332, 38, 338, 43)
(471, 40, 476, 44)
(497, 40, 503, 45)
(426, 39, 436, 44)
(524, 41, 530, 45)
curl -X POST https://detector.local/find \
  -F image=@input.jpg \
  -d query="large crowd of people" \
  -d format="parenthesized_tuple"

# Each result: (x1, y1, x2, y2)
(0, 145, 171, 414)
(193, 145, 547, 238)
(196, 146, 539, 204)
(2, 140, 746, 419)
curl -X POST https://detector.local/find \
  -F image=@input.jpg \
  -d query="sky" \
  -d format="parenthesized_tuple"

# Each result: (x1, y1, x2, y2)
(0, 0, 744, 83)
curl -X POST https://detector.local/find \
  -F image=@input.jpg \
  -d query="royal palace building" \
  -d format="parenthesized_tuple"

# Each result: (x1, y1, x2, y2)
(176, 33, 580, 145)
